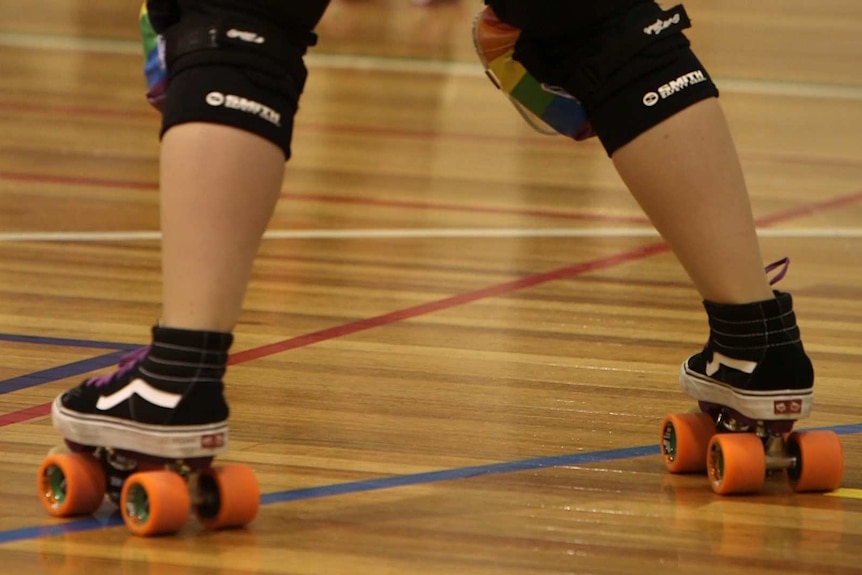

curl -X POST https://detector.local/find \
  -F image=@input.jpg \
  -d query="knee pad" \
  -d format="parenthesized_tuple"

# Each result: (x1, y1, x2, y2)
(162, 63, 300, 158)
(506, 2, 719, 156)
(139, 2, 316, 158)
(141, 3, 169, 111)
(473, 6, 594, 141)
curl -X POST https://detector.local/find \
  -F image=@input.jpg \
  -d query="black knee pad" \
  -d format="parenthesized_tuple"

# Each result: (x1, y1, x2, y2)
(154, 12, 316, 159)
(162, 61, 300, 159)
(507, 2, 719, 155)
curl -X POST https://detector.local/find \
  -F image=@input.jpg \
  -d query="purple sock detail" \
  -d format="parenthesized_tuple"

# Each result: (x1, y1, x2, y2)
(86, 347, 150, 387)
(766, 257, 789, 286)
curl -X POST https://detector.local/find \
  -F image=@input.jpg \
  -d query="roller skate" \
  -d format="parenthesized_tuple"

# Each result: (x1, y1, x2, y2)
(37, 327, 260, 536)
(660, 260, 844, 495)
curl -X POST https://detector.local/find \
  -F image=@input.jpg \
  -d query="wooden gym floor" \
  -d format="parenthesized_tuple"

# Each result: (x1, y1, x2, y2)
(1, 0, 861, 573)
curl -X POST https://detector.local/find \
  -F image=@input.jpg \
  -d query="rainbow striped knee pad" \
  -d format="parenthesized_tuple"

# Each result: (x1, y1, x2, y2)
(472, 7, 594, 141)
(140, 3, 168, 112)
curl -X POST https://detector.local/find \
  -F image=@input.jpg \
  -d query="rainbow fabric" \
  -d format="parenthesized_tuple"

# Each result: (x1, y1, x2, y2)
(473, 7, 593, 141)
(139, 2, 168, 112)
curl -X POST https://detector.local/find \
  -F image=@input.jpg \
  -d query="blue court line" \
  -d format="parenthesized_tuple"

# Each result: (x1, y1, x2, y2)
(0, 350, 138, 395)
(260, 444, 659, 505)
(815, 423, 862, 436)
(0, 333, 141, 395)
(0, 333, 138, 350)
(2, 421, 860, 545)
(0, 444, 658, 545)
(0, 516, 124, 544)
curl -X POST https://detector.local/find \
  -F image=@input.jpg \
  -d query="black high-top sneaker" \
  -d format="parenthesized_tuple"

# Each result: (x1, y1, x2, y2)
(52, 326, 233, 459)
(680, 290, 814, 422)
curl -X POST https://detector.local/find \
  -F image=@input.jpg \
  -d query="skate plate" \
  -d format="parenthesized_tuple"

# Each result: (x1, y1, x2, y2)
(37, 440, 259, 536)
(660, 402, 843, 495)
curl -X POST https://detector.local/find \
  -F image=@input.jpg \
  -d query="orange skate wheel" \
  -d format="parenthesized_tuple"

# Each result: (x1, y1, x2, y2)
(660, 412, 716, 473)
(121, 470, 190, 536)
(707, 434, 766, 495)
(787, 430, 844, 492)
(37, 453, 106, 517)
(194, 465, 259, 530)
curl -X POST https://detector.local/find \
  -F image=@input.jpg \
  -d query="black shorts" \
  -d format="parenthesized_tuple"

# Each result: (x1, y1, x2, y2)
(486, 0, 642, 37)
(147, 0, 330, 37)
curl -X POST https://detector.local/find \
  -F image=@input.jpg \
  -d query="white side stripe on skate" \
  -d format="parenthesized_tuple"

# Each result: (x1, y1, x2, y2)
(705, 352, 758, 377)
(95, 378, 182, 411)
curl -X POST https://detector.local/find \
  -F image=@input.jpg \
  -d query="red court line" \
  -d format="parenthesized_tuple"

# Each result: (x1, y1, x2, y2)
(0, 99, 560, 146)
(3, 188, 862, 428)
(5, 97, 862, 170)
(756, 189, 862, 226)
(0, 243, 669, 428)
(0, 170, 157, 190)
(230, 242, 671, 364)
(0, 170, 648, 224)
(281, 192, 650, 224)
(0, 100, 154, 120)
(0, 404, 52, 426)
(227, 185, 862, 365)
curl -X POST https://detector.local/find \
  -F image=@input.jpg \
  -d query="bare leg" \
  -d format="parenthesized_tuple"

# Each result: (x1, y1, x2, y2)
(159, 123, 286, 331)
(611, 98, 773, 304)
